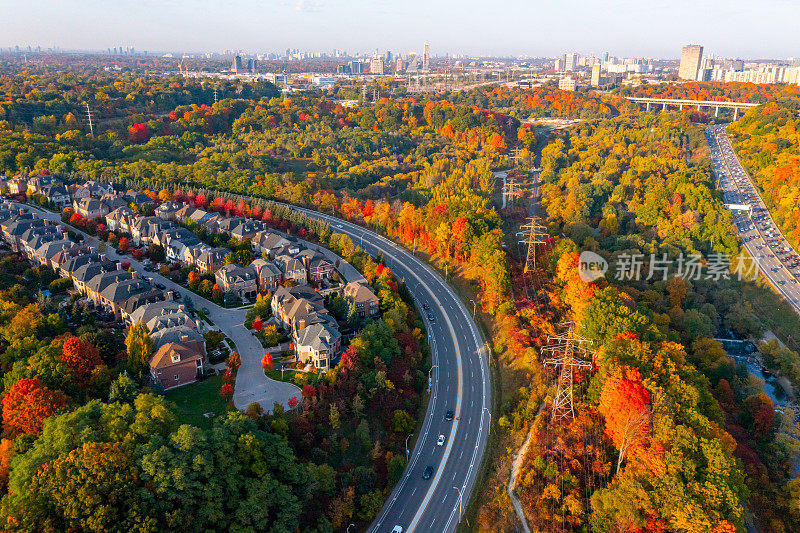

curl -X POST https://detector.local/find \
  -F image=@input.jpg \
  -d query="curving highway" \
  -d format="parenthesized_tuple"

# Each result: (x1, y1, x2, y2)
(287, 206, 492, 533)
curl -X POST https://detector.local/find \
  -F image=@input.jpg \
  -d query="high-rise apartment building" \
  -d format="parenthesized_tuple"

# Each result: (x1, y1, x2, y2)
(370, 58, 385, 75)
(423, 42, 430, 71)
(679, 44, 704, 80)
(591, 63, 602, 87)
(564, 52, 578, 72)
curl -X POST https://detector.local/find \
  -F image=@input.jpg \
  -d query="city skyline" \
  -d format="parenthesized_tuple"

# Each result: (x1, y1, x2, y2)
(3, 0, 800, 59)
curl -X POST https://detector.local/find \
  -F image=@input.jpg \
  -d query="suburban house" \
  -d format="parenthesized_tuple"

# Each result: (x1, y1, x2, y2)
(294, 323, 341, 371)
(215, 263, 258, 301)
(40, 184, 71, 209)
(100, 193, 129, 211)
(297, 249, 334, 281)
(60, 252, 104, 278)
(155, 202, 182, 220)
(72, 259, 119, 294)
(1, 215, 45, 252)
(98, 277, 152, 319)
(251, 231, 300, 258)
(73, 197, 109, 219)
(274, 254, 307, 284)
(196, 247, 229, 274)
(26, 175, 56, 194)
(105, 207, 138, 233)
(149, 340, 205, 390)
(120, 289, 167, 324)
(129, 300, 186, 326)
(343, 281, 380, 319)
(124, 190, 153, 206)
(84, 270, 132, 307)
(249, 258, 282, 292)
(7, 177, 27, 195)
(229, 219, 263, 241)
(272, 285, 324, 323)
(150, 325, 205, 350)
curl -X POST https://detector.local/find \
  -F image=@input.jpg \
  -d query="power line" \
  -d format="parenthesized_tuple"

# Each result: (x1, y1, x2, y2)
(517, 216, 548, 273)
(540, 324, 595, 420)
(84, 102, 94, 137)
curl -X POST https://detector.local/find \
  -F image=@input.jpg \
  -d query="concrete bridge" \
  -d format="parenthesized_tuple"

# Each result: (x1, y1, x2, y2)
(627, 97, 759, 119)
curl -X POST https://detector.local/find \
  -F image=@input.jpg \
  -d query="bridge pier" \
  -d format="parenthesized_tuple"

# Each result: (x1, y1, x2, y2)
(679, 104, 684, 111)
(734, 107, 739, 120)
(715, 106, 720, 117)
(697, 104, 701, 111)
(646, 102, 650, 112)
(662, 103, 667, 111)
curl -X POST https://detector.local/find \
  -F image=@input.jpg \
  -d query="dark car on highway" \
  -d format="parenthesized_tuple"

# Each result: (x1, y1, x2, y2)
(423, 465, 434, 480)
(427, 312, 435, 322)
(445, 410, 454, 421)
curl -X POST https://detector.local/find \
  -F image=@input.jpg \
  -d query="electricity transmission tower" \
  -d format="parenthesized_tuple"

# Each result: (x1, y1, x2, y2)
(213, 87, 218, 104)
(84, 102, 94, 137)
(541, 324, 595, 420)
(517, 216, 548, 273)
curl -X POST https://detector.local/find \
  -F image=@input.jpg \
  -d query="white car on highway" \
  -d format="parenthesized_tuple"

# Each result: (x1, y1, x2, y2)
(437, 434, 445, 446)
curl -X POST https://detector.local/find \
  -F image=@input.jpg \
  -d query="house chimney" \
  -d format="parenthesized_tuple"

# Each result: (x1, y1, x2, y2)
(100, 254, 106, 262)
(181, 334, 189, 343)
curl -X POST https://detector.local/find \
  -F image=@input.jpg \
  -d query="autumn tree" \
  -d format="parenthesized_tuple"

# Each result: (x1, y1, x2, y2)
(61, 337, 102, 386)
(2, 378, 68, 437)
(125, 322, 153, 378)
(598, 365, 652, 473)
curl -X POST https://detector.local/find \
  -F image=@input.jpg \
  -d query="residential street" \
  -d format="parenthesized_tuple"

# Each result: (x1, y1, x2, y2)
(14, 202, 300, 412)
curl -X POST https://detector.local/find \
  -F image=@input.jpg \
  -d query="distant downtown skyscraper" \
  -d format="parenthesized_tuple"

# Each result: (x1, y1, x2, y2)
(423, 42, 430, 71)
(679, 44, 704, 81)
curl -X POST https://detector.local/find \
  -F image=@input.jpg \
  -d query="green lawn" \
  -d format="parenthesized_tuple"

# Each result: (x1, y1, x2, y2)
(165, 375, 231, 430)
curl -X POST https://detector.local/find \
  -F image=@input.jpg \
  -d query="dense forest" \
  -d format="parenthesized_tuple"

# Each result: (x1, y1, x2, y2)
(2, 60, 800, 531)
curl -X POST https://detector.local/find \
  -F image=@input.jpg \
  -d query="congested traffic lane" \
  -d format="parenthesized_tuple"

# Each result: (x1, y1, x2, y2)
(707, 124, 800, 312)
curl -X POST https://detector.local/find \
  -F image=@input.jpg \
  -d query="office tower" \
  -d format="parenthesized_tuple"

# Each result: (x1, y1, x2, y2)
(247, 58, 256, 73)
(679, 44, 704, 80)
(565, 52, 578, 72)
(602, 51, 609, 66)
(423, 42, 430, 71)
(232, 55, 244, 73)
(591, 63, 602, 87)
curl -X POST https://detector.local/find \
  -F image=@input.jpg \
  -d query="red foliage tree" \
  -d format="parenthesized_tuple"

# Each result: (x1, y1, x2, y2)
(220, 382, 233, 399)
(2, 379, 68, 436)
(128, 122, 150, 143)
(598, 365, 651, 473)
(302, 384, 317, 399)
(118, 237, 130, 253)
(253, 317, 263, 331)
(261, 353, 273, 372)
(287, 396, 299, 409)
(61, 337, 102, 385)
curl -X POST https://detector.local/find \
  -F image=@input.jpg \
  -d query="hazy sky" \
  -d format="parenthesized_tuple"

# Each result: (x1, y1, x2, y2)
(2, 0, 799, 59)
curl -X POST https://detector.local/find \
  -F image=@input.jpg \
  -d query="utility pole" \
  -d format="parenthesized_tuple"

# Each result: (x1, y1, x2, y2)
(517, 216, 548, 273)
(85, 102, 94, 137)
(541, 324, 594, 420)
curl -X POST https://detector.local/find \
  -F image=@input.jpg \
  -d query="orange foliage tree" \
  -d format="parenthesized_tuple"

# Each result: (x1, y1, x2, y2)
(598, 365, 652, 474)
(1, 378, 68, 437)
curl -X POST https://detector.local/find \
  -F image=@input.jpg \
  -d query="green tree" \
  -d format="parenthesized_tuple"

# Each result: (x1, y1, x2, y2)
(124, 322, 153, 378)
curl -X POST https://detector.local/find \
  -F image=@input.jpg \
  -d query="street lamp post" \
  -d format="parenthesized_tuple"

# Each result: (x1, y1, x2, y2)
(469, 299, 476, 318)
(405, 433, 413, 461)
(483, 407, 492, 430)
(347, 524, 355, 533)
(428, 365, 438, 392)
(453, 486, 464, 521)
